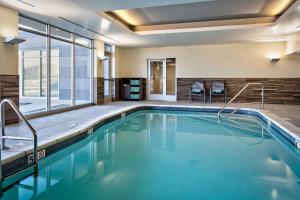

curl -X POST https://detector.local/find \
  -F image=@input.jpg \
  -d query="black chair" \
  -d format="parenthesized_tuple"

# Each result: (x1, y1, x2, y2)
(189, 81, 205, 102)
(210, 80, 227, 103)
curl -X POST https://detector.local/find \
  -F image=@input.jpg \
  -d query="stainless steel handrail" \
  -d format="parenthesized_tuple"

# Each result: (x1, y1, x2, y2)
(0, 99, 38, 196)
(218, 83, 264, 119)
(190, 114, 268, 141)
(221, 102, 258, 119)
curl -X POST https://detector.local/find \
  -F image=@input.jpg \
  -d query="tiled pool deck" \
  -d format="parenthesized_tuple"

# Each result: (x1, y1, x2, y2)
(2, 101, 300, 166)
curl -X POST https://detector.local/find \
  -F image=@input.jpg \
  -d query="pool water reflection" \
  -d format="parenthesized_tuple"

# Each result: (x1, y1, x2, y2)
(2, 110, 300, 200)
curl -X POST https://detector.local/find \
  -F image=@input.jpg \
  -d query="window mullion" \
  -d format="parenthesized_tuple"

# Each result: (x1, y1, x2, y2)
(22, 51, 25, 97)
(71, 34, 75, 106)
(46, 25, 51, 111)
(39, 50, 42, 97)
(90, 41, 94, 103)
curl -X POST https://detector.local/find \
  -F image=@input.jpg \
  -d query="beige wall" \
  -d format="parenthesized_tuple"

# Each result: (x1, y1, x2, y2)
(287, 32, 300, 55)
(115, 46, 121, 78)
(94, 40, 105, 77)
(0, 5, 19, 75)
(117, 42, 300, 78)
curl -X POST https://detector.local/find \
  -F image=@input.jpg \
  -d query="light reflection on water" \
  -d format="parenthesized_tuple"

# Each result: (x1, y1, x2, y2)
(2, 111, 300, 200)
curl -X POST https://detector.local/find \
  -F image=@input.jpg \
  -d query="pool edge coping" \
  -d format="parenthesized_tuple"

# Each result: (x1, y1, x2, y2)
(2, 104, 300, 177)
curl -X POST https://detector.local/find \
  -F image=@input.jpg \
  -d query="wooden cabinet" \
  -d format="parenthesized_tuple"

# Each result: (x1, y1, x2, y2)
(121, 78, 144, 101)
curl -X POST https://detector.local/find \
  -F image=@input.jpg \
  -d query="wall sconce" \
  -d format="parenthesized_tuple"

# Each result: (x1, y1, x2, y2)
(270, 58, 280, 63)
(98, 56, 108, 61)
(4, 37, 26, 44)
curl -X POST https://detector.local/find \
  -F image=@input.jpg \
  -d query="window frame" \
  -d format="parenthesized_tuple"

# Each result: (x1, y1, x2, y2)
(18, 15, 94, 116)
(20, 49, 47, 97)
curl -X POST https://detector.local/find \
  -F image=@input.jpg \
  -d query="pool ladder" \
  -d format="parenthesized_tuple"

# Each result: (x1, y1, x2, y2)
(0, 99, 38, 197)
(218, 83, 264, 119)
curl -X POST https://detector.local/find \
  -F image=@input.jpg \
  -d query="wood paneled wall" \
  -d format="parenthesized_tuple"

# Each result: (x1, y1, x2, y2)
(112, 78, 120, 101)
(0, 75, 19, 124)
(93, 77, 104, 105)
(177, 78, 300, 104)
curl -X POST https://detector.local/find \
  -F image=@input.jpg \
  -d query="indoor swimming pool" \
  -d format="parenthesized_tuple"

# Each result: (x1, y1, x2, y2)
(1, 109, 300, 200)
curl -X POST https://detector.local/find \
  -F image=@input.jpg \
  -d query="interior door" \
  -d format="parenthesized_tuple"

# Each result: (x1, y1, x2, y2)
(103, 57, 111, 103)
(147, 59, 176, 101)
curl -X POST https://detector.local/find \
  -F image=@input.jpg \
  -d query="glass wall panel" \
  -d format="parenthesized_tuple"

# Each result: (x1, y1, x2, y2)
(50, 39, 72, 109)
(19, 16, 47, 33)
(104, 44, 111, 52)
(22, 50, 40, 96)
(166, 58, 176, 95)
(74, 35, 91, 47)
(19, 16, 93, 115)
(19, 30, 47, 114)
(149, 61, 163, 94)
(75, 45, 91, 105)
(50, 27, 72, 41)
(104, 59, 110, 97)
(41, 51, 47, 96)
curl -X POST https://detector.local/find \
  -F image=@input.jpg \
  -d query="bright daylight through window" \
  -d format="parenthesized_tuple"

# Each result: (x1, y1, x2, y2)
(18, 16, 93, 114)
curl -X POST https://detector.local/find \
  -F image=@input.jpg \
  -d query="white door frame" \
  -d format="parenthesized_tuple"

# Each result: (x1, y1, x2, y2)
(103, 57, 111, 103)
(147, 59, 176, 101)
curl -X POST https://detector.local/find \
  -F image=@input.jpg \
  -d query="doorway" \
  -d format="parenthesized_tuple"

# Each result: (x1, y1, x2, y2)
(147, 58, 176, 101)
(103, 57, 111, 103)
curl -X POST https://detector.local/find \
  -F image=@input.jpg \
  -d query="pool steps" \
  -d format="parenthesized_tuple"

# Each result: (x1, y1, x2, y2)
(190, 115, 272, 139)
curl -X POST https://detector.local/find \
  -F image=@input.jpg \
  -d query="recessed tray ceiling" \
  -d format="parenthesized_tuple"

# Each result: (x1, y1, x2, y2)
(102, 0, 296, 34)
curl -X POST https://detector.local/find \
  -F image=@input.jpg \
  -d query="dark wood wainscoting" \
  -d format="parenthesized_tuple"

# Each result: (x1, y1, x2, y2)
(93, 77, 104, 105)
(177, 78, 300, 104)
(112, 78, 120, 101)
(0, 75, 19, 124)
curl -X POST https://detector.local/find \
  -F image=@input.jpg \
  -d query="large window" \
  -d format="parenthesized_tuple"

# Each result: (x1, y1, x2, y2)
(75, 45, 91, 105)
(104, 57, 110, 97)
(18, 16, 93, 115)
(19, 30, 47, 113)
(50, 39, 72, 109)
(104, 44, 115, 102)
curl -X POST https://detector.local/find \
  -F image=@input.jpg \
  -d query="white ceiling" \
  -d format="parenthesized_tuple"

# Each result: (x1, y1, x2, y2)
(112, 0, 278, 26)
(0, 0, 300, 47)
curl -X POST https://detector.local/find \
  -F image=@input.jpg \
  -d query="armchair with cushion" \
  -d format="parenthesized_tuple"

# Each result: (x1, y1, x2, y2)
(189, 81, 205, 102)
(209, 80, 227, 103)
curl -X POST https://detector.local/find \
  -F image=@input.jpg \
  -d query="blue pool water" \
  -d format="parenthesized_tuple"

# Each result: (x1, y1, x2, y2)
(1, 110, 300, 200)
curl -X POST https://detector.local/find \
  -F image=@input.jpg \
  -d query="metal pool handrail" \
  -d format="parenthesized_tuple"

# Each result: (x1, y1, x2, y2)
(0, 99, 38, 196)
(218, 83, 264, 119)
